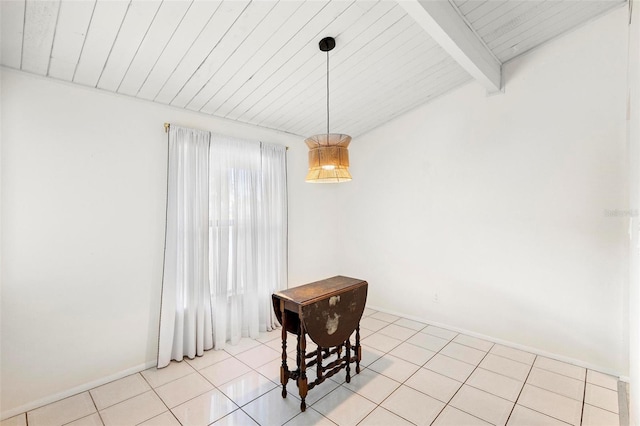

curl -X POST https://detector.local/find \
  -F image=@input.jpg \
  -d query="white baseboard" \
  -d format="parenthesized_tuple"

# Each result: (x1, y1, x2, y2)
(0, 360, 157, 421)
(368, 304, 628, 381)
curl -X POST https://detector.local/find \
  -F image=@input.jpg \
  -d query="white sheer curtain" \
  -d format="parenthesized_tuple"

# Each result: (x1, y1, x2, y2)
(258, 143, 288, 333)
(158, 127, 287, 367)
(158, 126, 212, 368)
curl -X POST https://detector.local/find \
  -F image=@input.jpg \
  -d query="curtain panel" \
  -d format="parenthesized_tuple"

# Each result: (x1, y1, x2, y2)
(158, 127, 287, 368)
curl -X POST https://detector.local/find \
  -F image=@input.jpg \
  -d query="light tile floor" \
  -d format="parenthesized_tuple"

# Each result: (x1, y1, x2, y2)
(1, 309, 624, 426)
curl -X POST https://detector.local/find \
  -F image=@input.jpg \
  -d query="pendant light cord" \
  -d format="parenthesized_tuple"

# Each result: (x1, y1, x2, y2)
(326, 49, 330, 137)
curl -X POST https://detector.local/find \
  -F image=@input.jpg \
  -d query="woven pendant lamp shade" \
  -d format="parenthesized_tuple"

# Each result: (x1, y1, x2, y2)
(305, 133, 352, 183)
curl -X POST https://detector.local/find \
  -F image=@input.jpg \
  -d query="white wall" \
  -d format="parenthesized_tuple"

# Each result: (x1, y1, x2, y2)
(628, 0, 640, 423)
(337, 7, 629, 375)
(0, 68, 340, 417)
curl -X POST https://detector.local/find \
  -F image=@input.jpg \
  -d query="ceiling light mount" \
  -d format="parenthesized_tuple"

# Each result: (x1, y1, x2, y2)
(319, 37, 335, 52)
(305, 36, 352, 184)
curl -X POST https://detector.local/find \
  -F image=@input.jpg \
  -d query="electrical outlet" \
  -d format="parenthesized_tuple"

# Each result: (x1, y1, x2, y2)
(433, 293, 439, 303)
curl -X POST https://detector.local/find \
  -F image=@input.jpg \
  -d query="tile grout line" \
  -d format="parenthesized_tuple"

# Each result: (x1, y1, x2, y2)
(363, 327, 491, 424)
(524, 381, 589, 404)
(580, 370, 588, 426)
(365, 328, 588, 426)
(504, 354, 536, 425)
(85, 390, 104, 426)
(137, 370, 184, 425)
(510, 360, 590, 425)
(8, 313, 624, 426)
(161, 350, 277, 422)
(311, 319, 420, 425)
(428, 341, 496, 425)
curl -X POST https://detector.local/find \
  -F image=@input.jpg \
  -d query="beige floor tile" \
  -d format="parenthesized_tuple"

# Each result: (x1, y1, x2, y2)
(256, 330, 281, 343)
(361, 333, 403, 353)
(368, 354, 421, 382)
(380, 385, 445, 426)
(155, 373, 214, 408)
(586, 370, 618, 391)
(359, 346, 386, 367)
(507, 405, 570, 426)
(236, 345, 281, 369)
(584, 383, 619, 414)
(27, 392, 96, 426)
(287, 375, 342, 406)
(90, 374, 150, 410)
(171, 389, 237, 426)
(138, 411, 182, 426)
(284, 408, 334, 426)
(479, 354, 531, 381)
(141, 361, 196, 388)
(313, 387, 377, 426)
(449, 385, 513, 425)
(378, 324, 417, 341)
(582, 404, 620, 426)
(405, 368, 462, 403)
(425, 354, 476, 382)
(489, 345, 535, 365)
(389, 342, 436, 366)
(360, 317, 389, 332)
(517, 384, 581, 426)
(224, 338, 262, 356)
(422, 326, 457, 340)
(432, 406, 492, 426)
(0, 414, 27, 426)
(185, 349, 232, 370)
(440, 342, 486, 366)
(350, 327, 373, 342)
(265, 337, 290, 354)
(217, 371, 276, 407)
(342, 368, 400, 404)
(533, 357, 585, 381)
(394, 318, 427, 331)
(242, 387, 301, 425)
(200, 357, 252, 386)
(212, 409, 258, 425)
(369, 311, 401, 323)
(66, 413, 104, 426)
(453, 335, 493, 351)
(359, 406, 414, 426)
(526, 367, 584, 401)
(407, 333, 449, 352)
(99, 391, 167, 426)
(362, 308, 378, 317)
(14, 320, 628, 426)
(255, 356, 297, 385)
(466, 368, 524, 402)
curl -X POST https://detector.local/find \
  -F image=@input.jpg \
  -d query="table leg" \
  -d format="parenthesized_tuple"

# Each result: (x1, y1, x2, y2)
(355, 324, 361, 374)
(345, 338, 351, 383)
(280, 300, 288, 398)
(316, 346, 322, 382)
(298, 323, 308, 412)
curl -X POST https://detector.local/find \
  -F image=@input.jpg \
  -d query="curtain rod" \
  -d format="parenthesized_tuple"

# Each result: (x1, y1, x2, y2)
(164, 122, 289, 150)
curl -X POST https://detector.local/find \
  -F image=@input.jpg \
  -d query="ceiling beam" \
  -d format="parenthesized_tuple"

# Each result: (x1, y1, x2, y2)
(399, 0, 502, 93)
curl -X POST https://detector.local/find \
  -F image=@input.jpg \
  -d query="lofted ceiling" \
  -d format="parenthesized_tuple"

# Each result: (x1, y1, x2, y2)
(0, 0, 625, 137)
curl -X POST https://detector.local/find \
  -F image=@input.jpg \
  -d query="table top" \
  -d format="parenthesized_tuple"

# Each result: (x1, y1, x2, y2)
(273, 276, 367, 307)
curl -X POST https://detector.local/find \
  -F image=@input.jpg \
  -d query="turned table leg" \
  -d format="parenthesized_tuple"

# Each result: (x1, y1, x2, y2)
(298, 323, 308, 412)
(355, 324, 361, 374)
(280, 300, 288, 398)
(345, 338, 351, 383)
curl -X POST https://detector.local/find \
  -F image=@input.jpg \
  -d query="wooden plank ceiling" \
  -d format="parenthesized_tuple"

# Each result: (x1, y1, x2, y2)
(0, 0, 625, 138)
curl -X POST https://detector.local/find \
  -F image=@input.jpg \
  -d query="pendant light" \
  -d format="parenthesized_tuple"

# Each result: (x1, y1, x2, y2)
(305, 37, 352, 183)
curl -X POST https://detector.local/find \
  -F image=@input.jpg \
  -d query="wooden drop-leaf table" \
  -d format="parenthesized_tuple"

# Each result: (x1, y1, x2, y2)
(272, 276, 368, 412)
